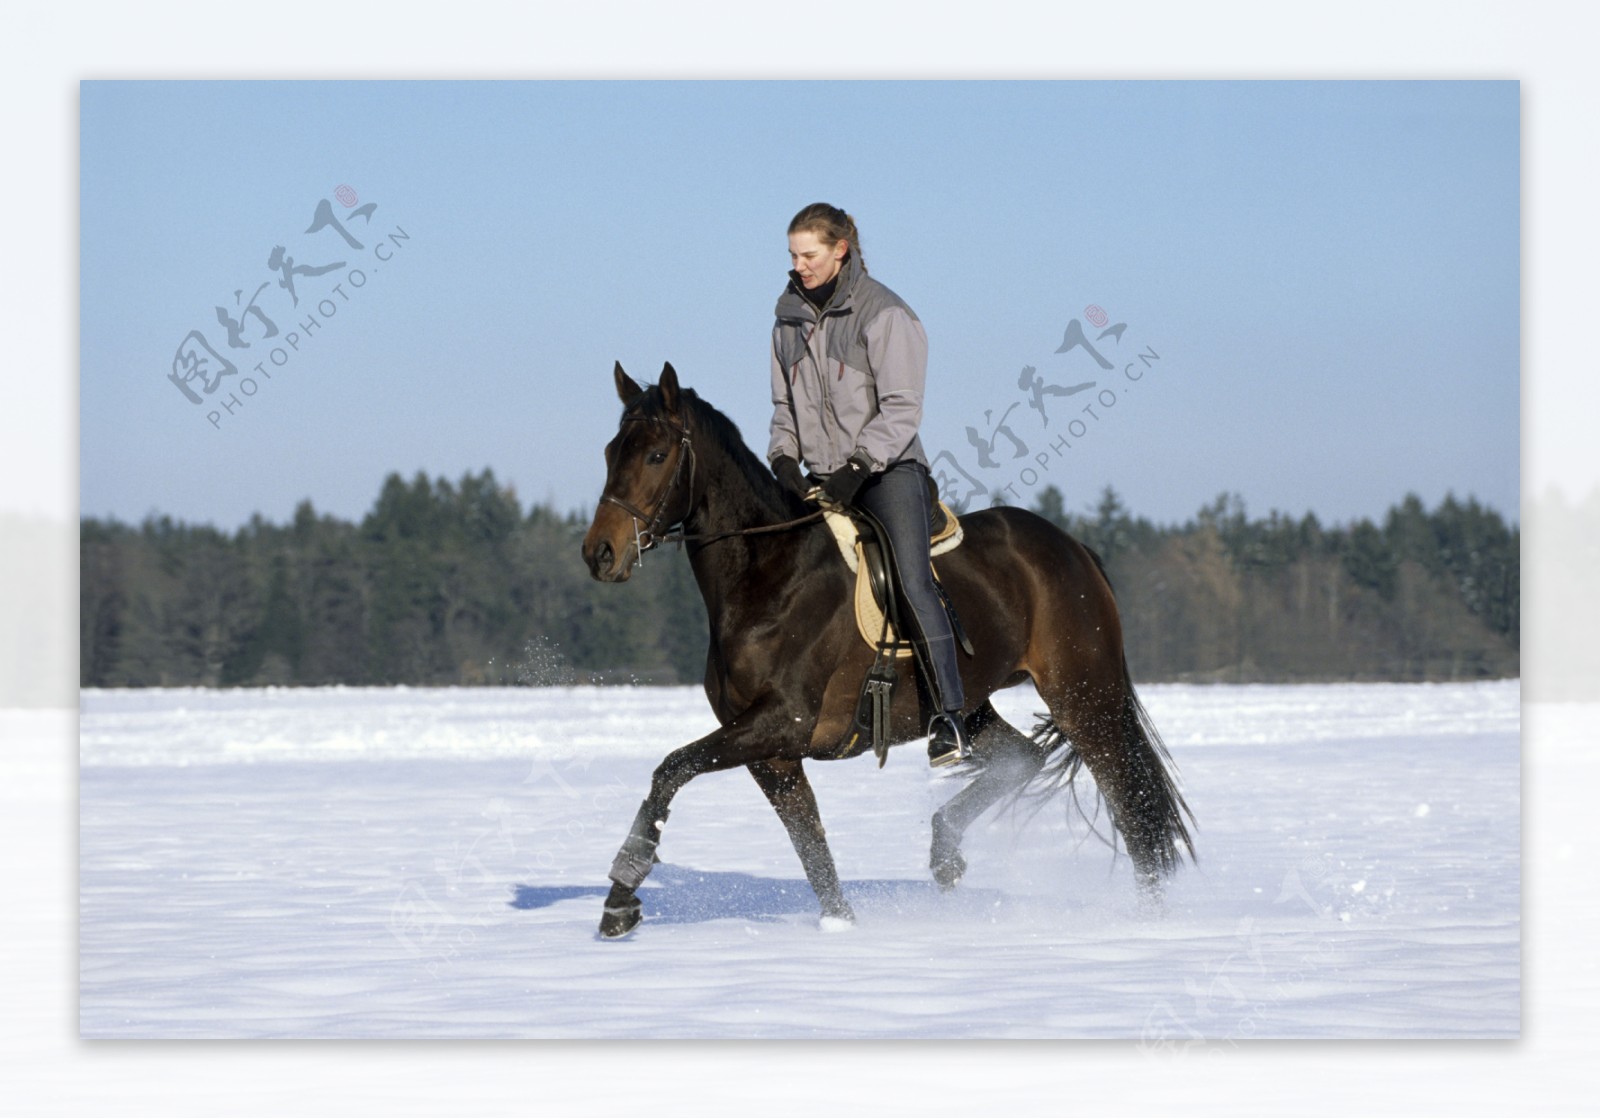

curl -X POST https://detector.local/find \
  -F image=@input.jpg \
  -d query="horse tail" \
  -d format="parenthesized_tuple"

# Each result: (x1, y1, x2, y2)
(1025, 655, 1196, 885)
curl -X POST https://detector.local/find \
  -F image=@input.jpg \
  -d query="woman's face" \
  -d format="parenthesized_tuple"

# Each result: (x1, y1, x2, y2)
(788, 230, 848, 289)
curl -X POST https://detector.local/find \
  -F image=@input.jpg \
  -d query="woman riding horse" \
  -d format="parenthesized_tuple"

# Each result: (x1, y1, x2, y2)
(581, 360, 1194, 938)
(768, 202, 969, 766)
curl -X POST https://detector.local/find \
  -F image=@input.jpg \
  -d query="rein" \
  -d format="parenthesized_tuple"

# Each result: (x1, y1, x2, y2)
(601, 414, 825, 564)
(658, 509, 826, 546)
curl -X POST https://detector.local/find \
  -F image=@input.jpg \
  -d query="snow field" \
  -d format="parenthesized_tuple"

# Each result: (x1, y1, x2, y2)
(79, 681, 1519, 1038)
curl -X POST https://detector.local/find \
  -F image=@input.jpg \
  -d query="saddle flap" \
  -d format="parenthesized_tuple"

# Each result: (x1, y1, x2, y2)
(859, 535, 892, 616)
(853, 538, 915, 659)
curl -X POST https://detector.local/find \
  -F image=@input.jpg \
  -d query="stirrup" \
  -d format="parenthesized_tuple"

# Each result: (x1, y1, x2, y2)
(927, 712, 971, 768)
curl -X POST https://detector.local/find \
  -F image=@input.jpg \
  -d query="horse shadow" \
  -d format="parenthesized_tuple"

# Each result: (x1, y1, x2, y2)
(510, 864, 1008, 926)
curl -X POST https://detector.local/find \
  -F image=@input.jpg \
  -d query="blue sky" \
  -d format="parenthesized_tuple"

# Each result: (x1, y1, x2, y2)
(80, 80, 1519, 528)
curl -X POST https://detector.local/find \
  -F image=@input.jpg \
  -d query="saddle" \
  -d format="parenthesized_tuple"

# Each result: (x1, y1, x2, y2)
(823, 501, 974, 764)
(822, 501, 964, 656)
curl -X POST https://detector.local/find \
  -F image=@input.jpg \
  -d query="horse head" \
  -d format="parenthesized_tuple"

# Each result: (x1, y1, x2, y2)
(582, 361, 698, 582)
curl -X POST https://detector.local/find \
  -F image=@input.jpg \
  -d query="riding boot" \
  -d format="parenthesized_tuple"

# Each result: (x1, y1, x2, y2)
(855, 461, 970, 768)
(922, 630, 971, 766)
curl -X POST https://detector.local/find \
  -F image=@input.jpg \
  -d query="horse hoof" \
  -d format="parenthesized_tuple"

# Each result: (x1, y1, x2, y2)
(819, 901, 855, 932)
(932, 850, 967, 891)
(599, 899, 642, 938)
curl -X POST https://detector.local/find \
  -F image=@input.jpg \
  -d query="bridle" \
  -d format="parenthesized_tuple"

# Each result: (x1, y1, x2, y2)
(600, 415, 697, 564)
(599, 411, 829, 570)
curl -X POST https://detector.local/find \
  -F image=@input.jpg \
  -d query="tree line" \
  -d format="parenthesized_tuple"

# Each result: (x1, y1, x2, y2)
(79, 470, 1518, 688)
(1035, 486, 1517, 683)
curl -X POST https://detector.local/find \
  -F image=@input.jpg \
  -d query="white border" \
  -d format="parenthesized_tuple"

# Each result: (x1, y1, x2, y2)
(7, 2, 1595, 1114)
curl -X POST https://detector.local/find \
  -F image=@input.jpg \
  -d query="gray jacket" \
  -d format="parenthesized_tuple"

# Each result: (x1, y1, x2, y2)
(768, 255, 930, 476)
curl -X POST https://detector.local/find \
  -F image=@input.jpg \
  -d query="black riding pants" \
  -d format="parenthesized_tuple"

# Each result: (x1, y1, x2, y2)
(855, 460, 966, 716)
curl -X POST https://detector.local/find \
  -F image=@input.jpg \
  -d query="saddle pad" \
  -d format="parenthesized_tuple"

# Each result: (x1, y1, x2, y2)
(821, 503, 963, 654)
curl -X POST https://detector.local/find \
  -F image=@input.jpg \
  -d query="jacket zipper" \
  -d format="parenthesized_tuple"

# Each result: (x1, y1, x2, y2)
(787, 288, 851, 470)
(811, 311, 845, 457)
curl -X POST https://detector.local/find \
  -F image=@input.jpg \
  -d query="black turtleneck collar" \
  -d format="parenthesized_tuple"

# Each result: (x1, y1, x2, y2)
(798, 273, 838, 310)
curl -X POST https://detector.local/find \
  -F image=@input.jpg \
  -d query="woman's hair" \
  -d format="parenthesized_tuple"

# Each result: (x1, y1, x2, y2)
(788, 202, 864, 272)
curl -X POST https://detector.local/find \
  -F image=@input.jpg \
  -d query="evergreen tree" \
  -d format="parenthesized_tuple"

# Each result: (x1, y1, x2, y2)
(1341, 520, 1398, 600)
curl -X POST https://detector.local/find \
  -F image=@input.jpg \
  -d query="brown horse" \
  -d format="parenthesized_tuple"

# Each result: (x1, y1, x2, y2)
(581, 362, 1192, 937)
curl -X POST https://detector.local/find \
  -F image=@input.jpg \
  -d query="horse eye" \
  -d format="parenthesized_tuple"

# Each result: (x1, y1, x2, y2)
(647, 450, 668, 465)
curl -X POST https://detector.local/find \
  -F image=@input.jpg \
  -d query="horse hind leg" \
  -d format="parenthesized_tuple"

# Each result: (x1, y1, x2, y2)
(748, 758, 855, 926)
(1038, 665, 1195, 898)
(929, 702, 1053, 891)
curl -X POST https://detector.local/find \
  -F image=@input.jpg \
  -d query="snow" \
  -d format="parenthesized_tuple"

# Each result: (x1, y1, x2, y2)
(78, 680, 1520, 1040)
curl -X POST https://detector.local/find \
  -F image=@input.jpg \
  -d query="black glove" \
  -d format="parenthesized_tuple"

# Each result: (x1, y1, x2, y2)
(821, 452, 874, 507)
(771, 455, 811, 502)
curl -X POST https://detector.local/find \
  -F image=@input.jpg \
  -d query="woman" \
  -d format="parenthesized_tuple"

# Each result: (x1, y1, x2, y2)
(767, 202, 970, 766)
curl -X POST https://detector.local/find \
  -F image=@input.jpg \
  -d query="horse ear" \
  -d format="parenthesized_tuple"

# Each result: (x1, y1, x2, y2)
(614, 361, 643, 406)
(659, 362, 681, 415)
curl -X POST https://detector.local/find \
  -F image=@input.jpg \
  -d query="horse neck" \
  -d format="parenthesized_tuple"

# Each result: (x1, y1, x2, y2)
(679, 430, 820, 615)
(681, 434, 781, 540)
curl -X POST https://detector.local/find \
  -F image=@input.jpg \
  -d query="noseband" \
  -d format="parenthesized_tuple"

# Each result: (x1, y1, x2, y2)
(601, 416, 696, 564)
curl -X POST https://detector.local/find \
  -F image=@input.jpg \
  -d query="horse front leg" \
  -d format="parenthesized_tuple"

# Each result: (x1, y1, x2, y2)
(598, 799, 670, 938)
(597, 703, 800, 938)
(748, 758, 854, 927)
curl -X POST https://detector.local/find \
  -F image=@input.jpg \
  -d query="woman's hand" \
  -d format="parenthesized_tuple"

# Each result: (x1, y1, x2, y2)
(820, 452, 874, 508)
(771, 455, 812, 502)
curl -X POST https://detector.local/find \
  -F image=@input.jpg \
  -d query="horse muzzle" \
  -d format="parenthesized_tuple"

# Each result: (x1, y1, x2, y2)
(582, 518, 639, 583)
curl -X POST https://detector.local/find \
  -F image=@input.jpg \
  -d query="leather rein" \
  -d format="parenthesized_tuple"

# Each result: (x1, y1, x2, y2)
(600, 415, 825, 564)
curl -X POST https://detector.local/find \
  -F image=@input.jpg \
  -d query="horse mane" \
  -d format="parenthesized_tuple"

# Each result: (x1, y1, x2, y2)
(625, 382, 809, 520)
